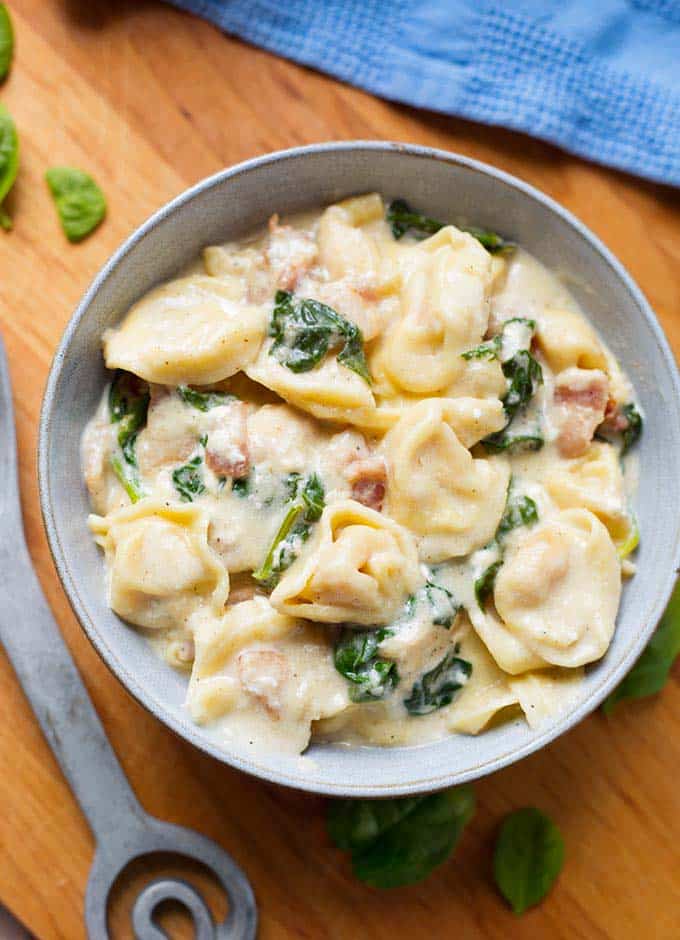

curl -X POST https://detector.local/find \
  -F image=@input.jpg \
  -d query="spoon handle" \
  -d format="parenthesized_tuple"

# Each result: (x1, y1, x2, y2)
(0, 337, 144, 844)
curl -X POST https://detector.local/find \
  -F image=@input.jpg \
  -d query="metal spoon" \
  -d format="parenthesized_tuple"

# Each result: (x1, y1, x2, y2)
(0, 336, 257, 939)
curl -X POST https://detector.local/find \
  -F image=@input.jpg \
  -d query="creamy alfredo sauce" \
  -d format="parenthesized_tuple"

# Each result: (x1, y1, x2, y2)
(82, 193, 641, 756)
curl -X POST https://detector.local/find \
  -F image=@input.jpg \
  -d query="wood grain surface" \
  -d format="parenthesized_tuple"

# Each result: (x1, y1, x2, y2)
(1, 2, 679, 937)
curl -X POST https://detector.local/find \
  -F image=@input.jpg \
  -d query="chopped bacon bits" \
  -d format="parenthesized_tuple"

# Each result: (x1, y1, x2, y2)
(204, 402, 250, 479)
(266, 213, 318, 291)
(345, 456, 387, 511)
(205, 447, 249, 479)
(553, 368, 609, 458)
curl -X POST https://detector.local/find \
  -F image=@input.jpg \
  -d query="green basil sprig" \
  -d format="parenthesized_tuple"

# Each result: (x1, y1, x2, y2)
(493, 808, 565, 914)
(386, 198, 514, 255)
(603, 581, 680, 714)
(328, 785, 475, 889)
(0, 104, 18, 231)
(269, 290, 370, 382)
(0, 3, 14, 82)
(46, 166, 106, 242)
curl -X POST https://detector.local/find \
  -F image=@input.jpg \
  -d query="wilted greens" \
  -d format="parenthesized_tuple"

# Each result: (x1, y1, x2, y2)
(334, 628, 398, 702)
(177, 384, 236, 411)
(172, 453, 206, 502)
(46, 166, 106, 242)
(404, 647, 472, 716)
(328, 785, 476, 889)
(475, 487, 539, 607)
(108, 371, 149, 503)
(493, 808, 565, 914)
(269, 290, 370, 381)
(0, 3, 14, 82)
(252, 473, 325, 589)
(386, 198, 514, 255)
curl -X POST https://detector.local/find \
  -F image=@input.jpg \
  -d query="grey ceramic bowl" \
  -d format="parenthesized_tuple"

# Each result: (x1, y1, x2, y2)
(39, 142, 680, 797)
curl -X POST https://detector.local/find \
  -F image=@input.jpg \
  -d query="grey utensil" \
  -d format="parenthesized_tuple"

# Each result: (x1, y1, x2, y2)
(0, 336, 257, 939)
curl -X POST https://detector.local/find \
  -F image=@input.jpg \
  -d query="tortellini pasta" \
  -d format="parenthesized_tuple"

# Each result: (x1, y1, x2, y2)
(89, 500, 228, 630)
(270, 500, 422, 625)
(486, 509, 621, 672)
(83, 195, 640, 757)
(104, 275, 267, 385)
(383, 398, 510, 561)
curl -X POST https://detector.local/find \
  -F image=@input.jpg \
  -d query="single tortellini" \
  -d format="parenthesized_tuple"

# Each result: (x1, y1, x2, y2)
(89, 500, 229, 630)
(383, 398, 511, 562)
(187, 598, 349, 753)
(104, 275, 267, 385)
(546, 442, 632, 543)
(317, 194, 383, 281)
(535, 306, 608, 373)
(487, 509, 620, 672)
(377, 226, 493, 395)
(245, 347, 387, 430)
(270, 499, 423, 625)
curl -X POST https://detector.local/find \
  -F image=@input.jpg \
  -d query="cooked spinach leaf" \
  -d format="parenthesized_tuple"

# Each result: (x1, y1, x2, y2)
(621, 402, 642, 455)
(328, 785, 475, 889)
(0, 4, 14, 83)
(482, 339, 544, 453)
(386, 198, 514, 255)
(474, 559, 503, 607)
(177, 384, 236, 411)
(269, 290, 370, 381)
(493, 808, 565, 914)
(0, 104, 19, 231)
(46, 166, 106, 242)
(603, 581, 680, 714)
(405, 648, 472, 716)
(231, 475, 250, 497)
(462, 317, 536, 362)
(481, 431, 544, 454)
(461, 340, 500, 361)
(172, 454, 205, 502)
(108, 371, 149, 503)
(424, 580, 459, 628)
(475, 485, 539, 607)
(497, 493, 539, 539)
(334, 627, 398, 702)
(253, 473, 325, 589)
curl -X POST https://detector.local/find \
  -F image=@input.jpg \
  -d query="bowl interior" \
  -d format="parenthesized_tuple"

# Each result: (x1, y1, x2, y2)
(39, 143, 680, 796)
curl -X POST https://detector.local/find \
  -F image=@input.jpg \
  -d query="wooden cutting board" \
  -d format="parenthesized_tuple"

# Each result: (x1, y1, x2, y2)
(1, 2, 679, 937)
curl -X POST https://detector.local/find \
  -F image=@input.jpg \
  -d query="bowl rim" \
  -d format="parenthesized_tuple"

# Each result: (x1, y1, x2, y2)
(38, 140, 680, 797)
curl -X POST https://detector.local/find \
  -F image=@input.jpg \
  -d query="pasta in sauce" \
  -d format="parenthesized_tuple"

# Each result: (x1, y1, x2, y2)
(82, 194, 642, 756)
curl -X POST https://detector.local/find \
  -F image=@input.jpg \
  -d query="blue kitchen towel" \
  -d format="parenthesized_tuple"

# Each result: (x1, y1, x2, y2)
(167, 0, 680, 187)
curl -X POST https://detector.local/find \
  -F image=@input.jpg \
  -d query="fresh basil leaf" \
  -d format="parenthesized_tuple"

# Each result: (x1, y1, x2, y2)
(621, 402, 642, 455)
(328, 785, 475, 889)
(177, 384, 236, 411)
(0, 103, 19, 230)
(253, 473, 325, 588)
(497, 493, 538, 539)
(334, 627, 398, 702)
(0, 4, 14, 82)
(172, 454, 205, 502)
(603, 581, 680, 714)
(386, 198, 514, 255)
(475, 559, 503, 607)
(269, 290, 370, 382)
(404, 649, 472, 716)
(493, 808, 565, 914)
(46, 166, 106, 242)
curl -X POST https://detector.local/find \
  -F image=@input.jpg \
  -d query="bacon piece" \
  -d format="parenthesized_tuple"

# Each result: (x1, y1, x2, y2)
(237, 650, 289, 719)
(345, 456, 387, 511)
(553, 367, 609, 458)
(204, 402, 250, 479)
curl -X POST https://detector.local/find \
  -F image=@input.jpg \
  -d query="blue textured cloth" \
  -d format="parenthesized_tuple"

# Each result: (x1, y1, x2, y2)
(168, 0, 680, 187)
